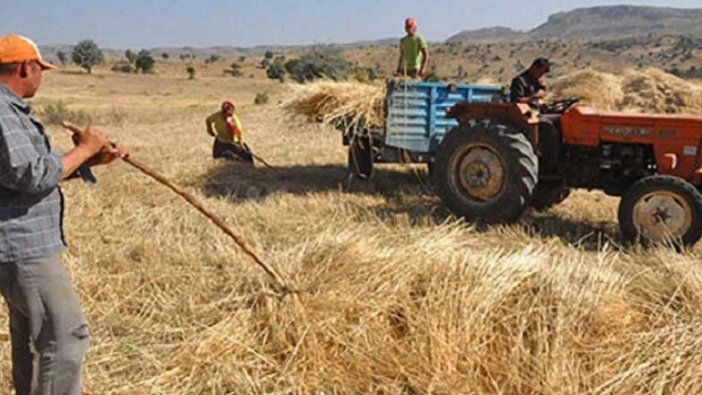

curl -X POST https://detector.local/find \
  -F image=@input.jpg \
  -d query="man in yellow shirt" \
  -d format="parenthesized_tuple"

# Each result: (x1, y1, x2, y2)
(205, 101, 253, 163)
(396, 17, 429, 79)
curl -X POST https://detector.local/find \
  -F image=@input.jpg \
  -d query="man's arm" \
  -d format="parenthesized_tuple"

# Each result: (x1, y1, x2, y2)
(0, 118, 106, 193)
(419, 37, 429, 77)
(420, 47, 429, 77)
(205, 113, 216, 137)
(510, 77, 546, 103)
(231, 115, 243, 143)
(60, 128, 112, 179)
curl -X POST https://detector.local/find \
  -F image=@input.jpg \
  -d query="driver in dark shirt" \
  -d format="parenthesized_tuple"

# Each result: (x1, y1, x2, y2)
(510, 58, 550, 107)
(510, 58, 563, 170)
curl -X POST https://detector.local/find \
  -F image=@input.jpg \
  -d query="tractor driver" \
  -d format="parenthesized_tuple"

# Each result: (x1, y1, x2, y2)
(510, 57, 551, 107)
(510, 58, 562, 172)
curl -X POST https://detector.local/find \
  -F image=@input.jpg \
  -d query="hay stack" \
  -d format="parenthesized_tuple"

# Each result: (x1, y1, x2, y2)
(620, 68, 702, 114)
(552, 68, 702, 114)
(280, 81, 385, 132)
(551, 70, 624, 111)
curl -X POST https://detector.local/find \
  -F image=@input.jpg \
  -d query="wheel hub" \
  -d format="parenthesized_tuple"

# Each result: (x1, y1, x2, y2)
(633, 191, 693, 242)
(457, 146, 505, 202)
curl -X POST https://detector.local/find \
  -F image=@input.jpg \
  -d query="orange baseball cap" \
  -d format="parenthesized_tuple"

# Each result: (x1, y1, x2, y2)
(0, 35, 55, 70)
(405, 17, 417, 28)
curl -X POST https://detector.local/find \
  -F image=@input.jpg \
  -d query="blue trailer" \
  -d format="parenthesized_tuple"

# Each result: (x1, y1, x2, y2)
(345, 78, 504, 178)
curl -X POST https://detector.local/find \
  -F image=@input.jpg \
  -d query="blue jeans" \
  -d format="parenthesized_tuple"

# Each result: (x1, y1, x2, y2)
(0, 255, 90, 395)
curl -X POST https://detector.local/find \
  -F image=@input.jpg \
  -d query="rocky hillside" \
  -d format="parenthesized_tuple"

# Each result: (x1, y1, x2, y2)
(448, 5, 702, 43)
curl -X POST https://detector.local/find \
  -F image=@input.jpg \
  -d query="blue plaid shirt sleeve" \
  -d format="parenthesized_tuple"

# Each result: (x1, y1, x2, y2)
(0, 109, 63, 194)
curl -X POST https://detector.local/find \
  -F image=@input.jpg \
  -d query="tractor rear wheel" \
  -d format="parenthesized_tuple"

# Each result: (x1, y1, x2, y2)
(619, 175, 702, 246)
(433, 120, 538, 223)
(348, 134, 373, 179)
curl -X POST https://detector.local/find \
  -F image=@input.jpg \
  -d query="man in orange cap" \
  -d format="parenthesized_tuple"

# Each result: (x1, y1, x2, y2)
(0, 34, 126, 395)
(205, 100, 253, 164)
(396, 17, 429, 79)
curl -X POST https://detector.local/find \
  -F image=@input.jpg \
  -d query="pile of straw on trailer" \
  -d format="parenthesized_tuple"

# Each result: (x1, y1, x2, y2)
(279, 69, 702, 135)
(280, 81, 385, 133)
(551, 68, 702, 114)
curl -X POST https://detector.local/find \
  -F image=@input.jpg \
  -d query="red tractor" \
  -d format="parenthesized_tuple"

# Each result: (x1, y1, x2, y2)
(434, 99, 702, 246)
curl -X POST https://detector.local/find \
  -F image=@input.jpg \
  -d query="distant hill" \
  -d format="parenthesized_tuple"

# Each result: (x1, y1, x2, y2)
(530, 5, 702, 39)
(447, 5, 702, 43)
(446, 26, 526, 44)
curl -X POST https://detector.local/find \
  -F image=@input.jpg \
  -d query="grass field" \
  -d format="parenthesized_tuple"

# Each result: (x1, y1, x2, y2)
(1, 67, 702, 394)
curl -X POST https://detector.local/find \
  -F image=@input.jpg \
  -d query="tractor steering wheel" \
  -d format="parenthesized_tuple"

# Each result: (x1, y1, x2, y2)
(542, 97, 580, 114)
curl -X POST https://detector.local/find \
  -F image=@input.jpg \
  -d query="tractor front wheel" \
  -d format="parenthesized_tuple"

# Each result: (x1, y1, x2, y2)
(619, 175, 702, 246)
(433, 120, 538, 223)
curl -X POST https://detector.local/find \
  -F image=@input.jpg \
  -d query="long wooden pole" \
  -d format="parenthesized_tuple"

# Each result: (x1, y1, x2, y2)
(60, 121, 289, 291)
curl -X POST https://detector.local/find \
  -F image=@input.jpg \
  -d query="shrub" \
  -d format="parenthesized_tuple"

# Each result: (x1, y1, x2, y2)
(266, 58, 286, 82)
(36, 101, 91, 125)
(125, 49, 137, 64)
(352, 66, 378, 83)
(57, 51, 67, 65)
(111, 61, 134, 73)
(285, 47, 352, 83)
(205, 54, 222, 64)
(135, 50, 156, 74)
(230, 63, 243, 77)
(186, 66, 196, 80)
(254, 92, 269, 105)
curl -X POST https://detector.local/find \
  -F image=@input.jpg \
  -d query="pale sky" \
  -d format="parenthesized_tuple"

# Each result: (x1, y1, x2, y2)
(2, 0, 701, 48)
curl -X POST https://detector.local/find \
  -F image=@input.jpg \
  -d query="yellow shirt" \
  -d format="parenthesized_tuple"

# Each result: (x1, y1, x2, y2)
(205, 112, 244, 144)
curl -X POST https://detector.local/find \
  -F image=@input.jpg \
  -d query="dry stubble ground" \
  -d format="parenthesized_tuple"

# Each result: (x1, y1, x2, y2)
(1, 69, 702, 394)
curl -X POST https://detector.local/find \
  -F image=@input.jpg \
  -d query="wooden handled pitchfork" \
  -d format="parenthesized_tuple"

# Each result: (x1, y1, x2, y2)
(60, 121, 290, 292)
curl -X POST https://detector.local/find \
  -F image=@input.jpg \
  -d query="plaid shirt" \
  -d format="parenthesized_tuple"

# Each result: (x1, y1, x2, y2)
(0, 84, 66, 263)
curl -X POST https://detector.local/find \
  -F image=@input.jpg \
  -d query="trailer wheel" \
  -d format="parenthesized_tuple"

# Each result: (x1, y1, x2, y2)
(433, 120, 538, 223)
(619, 175, 702, 246)
(348, 134, 373, 179)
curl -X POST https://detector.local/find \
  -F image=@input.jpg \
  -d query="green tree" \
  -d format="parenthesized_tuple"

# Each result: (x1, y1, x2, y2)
(186, 65, 196, 80)
(135, 50, 155, 74)
(72, 40, 104, 74)
(161, 52, 170, 60)
(125, 49, 137, 64)
(264, 51, 274, 59)
(56, 51, 67, 66)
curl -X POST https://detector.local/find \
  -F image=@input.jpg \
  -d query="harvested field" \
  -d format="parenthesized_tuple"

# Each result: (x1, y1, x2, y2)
(1, 68, 701, 394)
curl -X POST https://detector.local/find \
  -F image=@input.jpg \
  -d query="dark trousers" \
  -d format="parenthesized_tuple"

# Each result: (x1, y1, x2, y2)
(0, 255, 90, 395)
(212, 140, 253, 164)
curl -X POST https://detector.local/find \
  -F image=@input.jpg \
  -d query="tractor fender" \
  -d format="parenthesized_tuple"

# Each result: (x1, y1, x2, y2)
(447, 102, 540, 146)
(442, 117, 530, 149)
